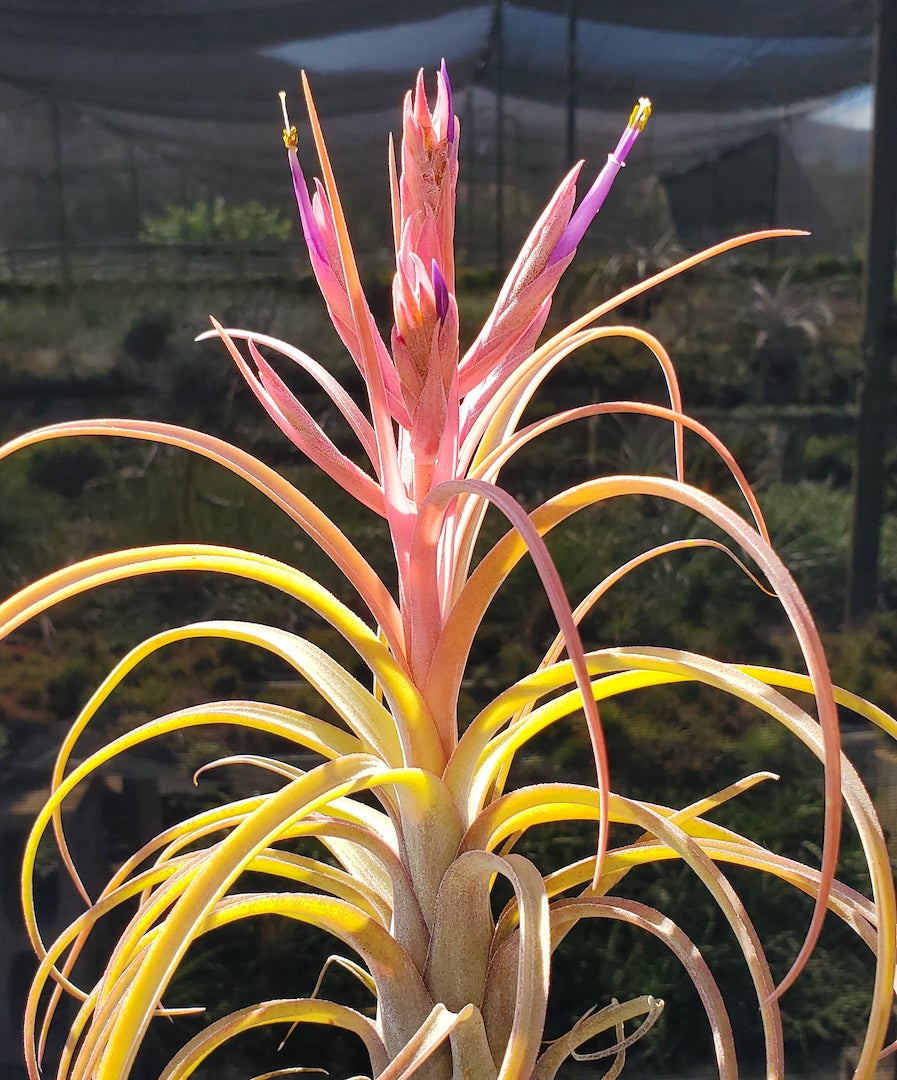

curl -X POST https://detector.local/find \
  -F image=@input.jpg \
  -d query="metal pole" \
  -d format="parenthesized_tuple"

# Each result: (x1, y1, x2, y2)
(846, 0, 897, 622)
(464, 83, 476, 264)
(128, 136, 141, 240)
(493, 0, 505, 275)
(566, 0, 578, 167)
(49, 98, 70, 282)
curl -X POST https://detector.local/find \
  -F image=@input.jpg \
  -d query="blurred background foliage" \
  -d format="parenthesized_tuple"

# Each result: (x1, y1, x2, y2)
(139, 197, 293, 247)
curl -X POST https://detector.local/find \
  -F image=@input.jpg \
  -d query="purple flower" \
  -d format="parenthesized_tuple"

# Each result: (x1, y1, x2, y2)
(549, 97, 652, 266)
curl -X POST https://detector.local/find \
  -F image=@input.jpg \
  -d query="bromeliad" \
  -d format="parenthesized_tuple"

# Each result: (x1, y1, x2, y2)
(2, 64, 896, 1080)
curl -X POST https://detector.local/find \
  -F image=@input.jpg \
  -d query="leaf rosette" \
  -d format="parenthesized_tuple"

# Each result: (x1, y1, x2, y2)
(2, 63, 895, 1080)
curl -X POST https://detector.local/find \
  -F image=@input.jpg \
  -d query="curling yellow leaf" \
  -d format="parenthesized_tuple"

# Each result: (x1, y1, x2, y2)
(0, 420, 402, 650)
(0, 544, 443, 773)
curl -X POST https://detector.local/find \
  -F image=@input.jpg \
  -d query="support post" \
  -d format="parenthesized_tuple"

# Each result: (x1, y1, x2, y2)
(49, 98, 70, 282)
(846, 0, 897, 622)
(464, 83, 476, 264)
(128, 136, 141, 240)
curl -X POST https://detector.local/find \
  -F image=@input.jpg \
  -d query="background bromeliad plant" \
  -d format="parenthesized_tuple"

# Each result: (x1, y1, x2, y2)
(1, 64, 896, 1080)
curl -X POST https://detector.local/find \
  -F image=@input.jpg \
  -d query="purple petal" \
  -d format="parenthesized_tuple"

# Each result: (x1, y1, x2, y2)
(287, 149, 328, 266)
(432, 259, 449, 323)
(548, 155, 622, 266)
(440, 58, 455, 144)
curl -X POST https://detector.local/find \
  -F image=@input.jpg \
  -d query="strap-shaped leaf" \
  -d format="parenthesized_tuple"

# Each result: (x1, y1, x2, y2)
(467, 784, 784, 1078)
(476, 853, 550, 1080)
(0, 544, 443, 773)
(156, 997, 387, 1080)
(532, 995, 664, 1080)
(62, 756, 392, 1080)
(432, 473, 842, 1000)
(469, 230, 806, 462)
(0, 419, 402, 650)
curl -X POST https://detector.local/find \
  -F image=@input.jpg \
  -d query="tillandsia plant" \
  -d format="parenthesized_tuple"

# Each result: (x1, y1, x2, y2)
(3, 62, 897, 1080)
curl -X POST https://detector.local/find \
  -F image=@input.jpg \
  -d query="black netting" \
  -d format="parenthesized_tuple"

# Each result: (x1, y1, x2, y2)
(0, 0, 874, 276)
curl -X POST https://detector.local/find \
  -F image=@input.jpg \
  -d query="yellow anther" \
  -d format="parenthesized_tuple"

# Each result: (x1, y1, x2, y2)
(279, 90, 299, 150)
(628, 97, 652, 131)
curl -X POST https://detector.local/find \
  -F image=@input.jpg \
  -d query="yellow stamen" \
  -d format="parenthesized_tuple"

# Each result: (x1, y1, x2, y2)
(279, 90, 298, 150)
(628, 97, 652, 131)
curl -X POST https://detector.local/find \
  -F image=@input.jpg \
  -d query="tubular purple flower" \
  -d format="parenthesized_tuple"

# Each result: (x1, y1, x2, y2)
(279, 91, 328, 266)
(549, 97, 652, 267)
(438, 59, 455, 144)
(432, 260, 449, 324)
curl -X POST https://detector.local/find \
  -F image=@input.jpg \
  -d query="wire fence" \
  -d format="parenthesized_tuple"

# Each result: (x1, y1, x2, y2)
(0, 240, 308, 283)
(0, 86, 869, 288)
